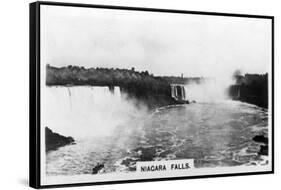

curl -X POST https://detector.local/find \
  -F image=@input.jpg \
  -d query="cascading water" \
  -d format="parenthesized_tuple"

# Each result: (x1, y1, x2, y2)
(42, 86, 146, 139)
(44, 84, 269, 176)
(171, 84, 187, 101)
(171, 78, 232, 102)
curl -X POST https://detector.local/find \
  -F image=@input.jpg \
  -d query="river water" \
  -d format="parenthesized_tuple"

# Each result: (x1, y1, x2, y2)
(44, 87, 268, 176)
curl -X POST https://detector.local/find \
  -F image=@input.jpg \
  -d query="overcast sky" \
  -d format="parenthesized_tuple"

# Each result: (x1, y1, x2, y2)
(41, 5, 271, 77)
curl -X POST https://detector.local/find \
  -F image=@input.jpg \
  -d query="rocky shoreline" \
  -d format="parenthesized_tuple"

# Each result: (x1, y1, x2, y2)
(45, 127, 75, 152)
(252, 135, 268, 156)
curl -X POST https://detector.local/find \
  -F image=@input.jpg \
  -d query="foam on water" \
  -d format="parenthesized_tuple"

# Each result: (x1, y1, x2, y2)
(46, 87, 268, 175)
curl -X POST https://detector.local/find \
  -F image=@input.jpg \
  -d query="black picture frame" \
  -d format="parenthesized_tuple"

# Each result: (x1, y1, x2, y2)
(30, 1, 274, 189)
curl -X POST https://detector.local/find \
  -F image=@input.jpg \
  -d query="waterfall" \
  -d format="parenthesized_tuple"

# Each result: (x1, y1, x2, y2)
(171, 84, 187, 101)
(182, 79, 230, 102)
(171, 79, 229, 102)
(41, 86, 145, 139)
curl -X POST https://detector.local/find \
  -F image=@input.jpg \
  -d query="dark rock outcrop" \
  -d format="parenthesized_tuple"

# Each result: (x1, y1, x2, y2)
(252, 135, 268, 156)
(258, 145, 268, 156)
(45, 127, 75, 152)
(252, 135, 268, 144)
(92, 163, 104, 174)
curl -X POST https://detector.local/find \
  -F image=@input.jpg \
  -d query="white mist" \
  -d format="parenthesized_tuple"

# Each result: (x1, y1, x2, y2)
(42, 86, 148, 139)
(185, 76, 234, 102)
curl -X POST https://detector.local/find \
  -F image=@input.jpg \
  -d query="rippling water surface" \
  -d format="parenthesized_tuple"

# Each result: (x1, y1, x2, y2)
(46, 101, 268, 176)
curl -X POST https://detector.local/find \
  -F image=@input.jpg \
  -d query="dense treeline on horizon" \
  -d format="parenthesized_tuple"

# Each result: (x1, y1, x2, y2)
(46, 64, 203, 86)
(46, 64, 269, 108)
(46, 64, 194, 108)
(46, 64, 171, 98)
(46, 64, 204, 100)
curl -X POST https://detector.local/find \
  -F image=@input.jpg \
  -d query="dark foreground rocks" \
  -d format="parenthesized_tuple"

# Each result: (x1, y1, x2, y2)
(45, 127, 75, 152)
(92, 163, 104, 174)
(258, 145, 268, 155)
(252, 135, 268, 156)
(253, 135, 268, 144)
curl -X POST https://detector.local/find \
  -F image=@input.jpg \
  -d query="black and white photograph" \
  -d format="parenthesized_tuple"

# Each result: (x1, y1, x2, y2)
(30, 1, 273, 188)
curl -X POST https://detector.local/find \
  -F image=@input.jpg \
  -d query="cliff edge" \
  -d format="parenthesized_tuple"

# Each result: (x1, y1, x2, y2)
(45, 127, 75, 152)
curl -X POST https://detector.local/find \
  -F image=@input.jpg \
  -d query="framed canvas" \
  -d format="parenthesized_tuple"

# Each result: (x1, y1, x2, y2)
(29, 1, 274, 188)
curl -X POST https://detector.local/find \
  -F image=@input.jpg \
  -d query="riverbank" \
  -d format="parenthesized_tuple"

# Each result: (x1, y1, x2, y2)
(252, 135, 268, 155)
(45, 127, 75, 152)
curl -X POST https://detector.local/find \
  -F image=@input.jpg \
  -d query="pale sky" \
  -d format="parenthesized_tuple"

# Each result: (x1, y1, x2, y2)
(41, 5, 272, 77)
